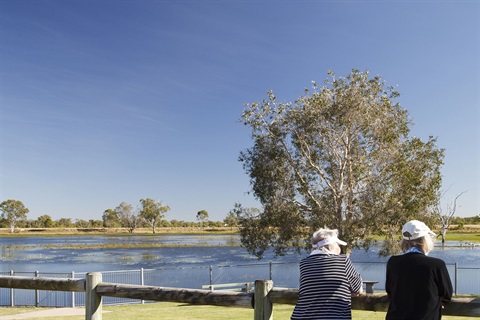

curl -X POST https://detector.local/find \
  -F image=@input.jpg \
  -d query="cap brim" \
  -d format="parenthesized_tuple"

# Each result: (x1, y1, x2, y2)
(336, 239, 347, 246)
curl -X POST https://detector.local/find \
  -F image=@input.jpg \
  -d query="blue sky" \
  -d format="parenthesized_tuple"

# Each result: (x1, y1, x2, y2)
(1, 0, 478, 222)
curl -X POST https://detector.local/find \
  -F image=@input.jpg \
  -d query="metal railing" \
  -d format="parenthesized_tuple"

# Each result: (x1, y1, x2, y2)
(0, 261, 478, 307)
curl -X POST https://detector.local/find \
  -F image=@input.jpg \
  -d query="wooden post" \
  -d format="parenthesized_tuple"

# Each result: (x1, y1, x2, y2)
(254, 280, 273, 320)
(86, 272, 102, 320)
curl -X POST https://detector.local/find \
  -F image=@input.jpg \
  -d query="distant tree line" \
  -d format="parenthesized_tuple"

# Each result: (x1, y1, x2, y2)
(1, 198, 477, 235)
(0, 198, 240, 233)
(450, 215, 480, 227)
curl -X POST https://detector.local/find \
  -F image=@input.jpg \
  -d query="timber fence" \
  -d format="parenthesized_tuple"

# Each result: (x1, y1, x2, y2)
(0, 274, 479, 320)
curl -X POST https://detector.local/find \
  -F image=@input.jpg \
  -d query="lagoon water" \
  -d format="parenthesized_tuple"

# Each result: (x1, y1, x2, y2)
(0, 234, 478, 273)
(0, 234, 479, 296)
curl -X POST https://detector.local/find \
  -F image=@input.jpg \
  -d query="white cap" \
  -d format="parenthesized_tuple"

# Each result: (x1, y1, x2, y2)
(312, 235, 347, 248)
(402, 220, 436, 240)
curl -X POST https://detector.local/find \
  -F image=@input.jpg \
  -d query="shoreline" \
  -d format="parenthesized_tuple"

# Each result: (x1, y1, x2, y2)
(1, 226, 479, 243)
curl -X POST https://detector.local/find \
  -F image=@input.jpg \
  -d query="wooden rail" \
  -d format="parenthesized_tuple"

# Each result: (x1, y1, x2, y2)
(0, 274, 478, 319)
(96, 282, 254, 308)
(0, 275, 85, 292)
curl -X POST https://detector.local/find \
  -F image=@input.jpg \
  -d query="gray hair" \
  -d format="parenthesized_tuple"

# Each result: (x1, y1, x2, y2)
(312, 227, 339, 251)
(401, 235, 434, 255)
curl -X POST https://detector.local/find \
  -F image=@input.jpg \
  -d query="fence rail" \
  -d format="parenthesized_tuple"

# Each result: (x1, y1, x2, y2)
(96, 282, 254, 308)
(0, 276, 84, 292)
(0, 274, 479, 320)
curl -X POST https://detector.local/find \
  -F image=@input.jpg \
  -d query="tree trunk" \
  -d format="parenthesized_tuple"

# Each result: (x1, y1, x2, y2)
(441, 226, 447, 243)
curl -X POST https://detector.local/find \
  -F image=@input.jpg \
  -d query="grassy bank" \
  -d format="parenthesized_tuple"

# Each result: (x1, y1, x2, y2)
(1, 226, 479, 244)
(0, 302, 478, 320)
(2, 225, 479, 236)
(437, 232, 480, 242)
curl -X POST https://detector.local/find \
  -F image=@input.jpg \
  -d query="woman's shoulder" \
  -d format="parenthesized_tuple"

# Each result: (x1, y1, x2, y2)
(424, 254, 448, 266)
(387, 253, 447, 266)
(305, 253, 347, 261)
(387, 253, 405, 264)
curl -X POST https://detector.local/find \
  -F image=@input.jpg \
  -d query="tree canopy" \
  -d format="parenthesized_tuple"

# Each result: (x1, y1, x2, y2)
(196, 210, 209, 229)
(224, 204, 241, 230)
(139, 198, 170, 233)
(36, 215, 54, 228)
(238, 70, 444, 258)
(115, 202, 139, 233)
(102, 209, 120, 228)
(0, 199, 29, 233)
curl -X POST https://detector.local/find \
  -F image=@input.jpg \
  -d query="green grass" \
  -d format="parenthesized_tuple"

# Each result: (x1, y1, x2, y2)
(440, 233, 480, 242)
(0, 302, 476, 320)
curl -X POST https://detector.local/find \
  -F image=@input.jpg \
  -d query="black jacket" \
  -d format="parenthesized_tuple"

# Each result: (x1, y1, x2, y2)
(386, 252, 453, 320)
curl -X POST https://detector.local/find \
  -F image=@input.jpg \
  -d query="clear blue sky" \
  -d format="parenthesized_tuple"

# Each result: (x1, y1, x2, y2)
(1, 0, 478, 222)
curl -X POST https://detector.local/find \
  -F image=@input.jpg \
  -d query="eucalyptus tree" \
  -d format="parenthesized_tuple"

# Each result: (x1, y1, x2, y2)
(139, 198, 170, 233)
(102, 208, 121, 228)
(115, 202, 139, 233)
(434, 191, 467, 243)
(0, 199, 29, 233)
(196, 210, 209, 229)
(56, 218, 73, 228)
(37, 215, 55, 228)
(239, 70, 444, 258)
(224, 205, 240, 230)
(74, 219, 90, 228)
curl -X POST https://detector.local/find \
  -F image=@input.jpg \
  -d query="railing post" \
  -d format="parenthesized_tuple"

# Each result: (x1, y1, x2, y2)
(35, 271, 39, 307)
(454, 262, 458, 296)
(10, 270, 14, 307)
(141, 268, 145, 304)
(86, 272, 102, 320)
(269, 262, 272, 280)
(72, 271, 76, 308)
(254, 280, 273, 320)
(209, 265, 213, 286)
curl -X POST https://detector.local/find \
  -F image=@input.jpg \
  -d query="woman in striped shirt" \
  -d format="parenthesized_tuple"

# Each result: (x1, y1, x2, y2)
(291, 228, 363, 319)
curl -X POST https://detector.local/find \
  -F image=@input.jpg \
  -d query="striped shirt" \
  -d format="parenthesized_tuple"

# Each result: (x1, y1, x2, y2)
(291, 253, 363, 319)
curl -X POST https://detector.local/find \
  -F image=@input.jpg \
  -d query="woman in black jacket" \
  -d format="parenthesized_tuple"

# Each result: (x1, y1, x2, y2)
(386, 220, 453, 320)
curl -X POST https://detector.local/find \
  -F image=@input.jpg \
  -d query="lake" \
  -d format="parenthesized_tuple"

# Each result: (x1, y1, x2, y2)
(0, 234, 478, 273)
(0, 234, 479, 297)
